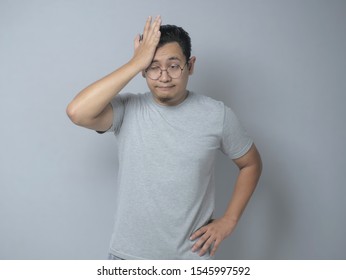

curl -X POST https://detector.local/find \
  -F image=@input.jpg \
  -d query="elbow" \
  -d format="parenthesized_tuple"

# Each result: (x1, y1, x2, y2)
(66, 102, 83, 126)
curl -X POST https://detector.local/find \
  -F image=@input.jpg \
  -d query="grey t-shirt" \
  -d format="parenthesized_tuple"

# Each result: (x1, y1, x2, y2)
(106, 91, 253, 259)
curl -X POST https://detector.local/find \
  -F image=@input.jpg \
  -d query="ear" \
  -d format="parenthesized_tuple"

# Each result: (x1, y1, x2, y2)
(188, 56, 196, 75)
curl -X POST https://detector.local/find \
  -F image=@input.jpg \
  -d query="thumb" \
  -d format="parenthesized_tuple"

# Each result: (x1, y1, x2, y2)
(134, 34, 141, 50)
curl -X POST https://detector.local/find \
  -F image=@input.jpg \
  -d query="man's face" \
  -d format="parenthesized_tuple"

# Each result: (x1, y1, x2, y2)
(144, 42, 196, 106)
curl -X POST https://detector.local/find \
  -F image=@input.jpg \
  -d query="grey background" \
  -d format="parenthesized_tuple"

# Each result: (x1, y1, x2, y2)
(1, 0, 345, 259)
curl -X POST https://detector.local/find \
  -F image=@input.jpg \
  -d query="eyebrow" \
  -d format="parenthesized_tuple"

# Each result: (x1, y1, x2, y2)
(152, 56, 182, 63)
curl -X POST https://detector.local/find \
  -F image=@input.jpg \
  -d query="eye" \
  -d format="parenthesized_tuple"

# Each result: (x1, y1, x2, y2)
(169, 64, 180, 70)
(149, 65, 160, 70)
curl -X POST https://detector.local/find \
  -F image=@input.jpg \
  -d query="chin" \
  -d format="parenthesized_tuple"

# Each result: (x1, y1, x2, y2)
(154, 90, 174, 99)
(152, 91, 177, 105)
(157, 96, 174, 103)
(156, 94, 174, 102)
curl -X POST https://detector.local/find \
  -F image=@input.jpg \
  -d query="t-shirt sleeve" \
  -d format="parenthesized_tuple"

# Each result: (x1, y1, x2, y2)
(97, 94, 127, 134)
(110, 95, 126, 135)
(219, 106, 253, 159)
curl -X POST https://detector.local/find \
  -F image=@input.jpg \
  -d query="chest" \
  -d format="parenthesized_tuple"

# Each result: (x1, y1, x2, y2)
(118, 107, 222, 165)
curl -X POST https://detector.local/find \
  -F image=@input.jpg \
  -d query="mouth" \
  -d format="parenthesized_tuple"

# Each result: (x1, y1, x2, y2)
(156, 85, 175, 92)
(156, 85, 175, 89)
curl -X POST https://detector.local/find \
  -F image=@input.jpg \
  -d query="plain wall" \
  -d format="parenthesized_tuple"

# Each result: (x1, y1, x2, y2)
(1, 0, 345, 259)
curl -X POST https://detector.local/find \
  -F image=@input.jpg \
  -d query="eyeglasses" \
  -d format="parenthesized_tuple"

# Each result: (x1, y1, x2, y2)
(145, 62, 188, 80)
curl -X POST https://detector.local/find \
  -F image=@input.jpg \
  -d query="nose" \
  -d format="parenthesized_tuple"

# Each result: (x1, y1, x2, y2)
(159, 69, 172, 82)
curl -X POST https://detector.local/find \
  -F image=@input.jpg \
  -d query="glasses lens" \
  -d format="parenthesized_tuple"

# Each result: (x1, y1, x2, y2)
(146, 64, 185, 80)
(147, 67, 161, 80)
(167, 65, 182, 79)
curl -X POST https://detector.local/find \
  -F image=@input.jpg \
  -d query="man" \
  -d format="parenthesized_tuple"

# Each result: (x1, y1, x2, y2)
(67, 16, 262, 260)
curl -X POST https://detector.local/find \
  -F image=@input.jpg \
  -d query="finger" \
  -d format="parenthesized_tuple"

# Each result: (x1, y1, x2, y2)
(142, 16, 160, 43)
(199, 237, 215, 256)
(147, 16, 161, 35)
(142, 16, 152, 37)
(190, 227, 207, 240)
(153, 16, 162, 34)
(153, 15, 161, 28)
(134, 34, 141, 50)
(210, 239, 221, 257)
(191, 233, 210, 252)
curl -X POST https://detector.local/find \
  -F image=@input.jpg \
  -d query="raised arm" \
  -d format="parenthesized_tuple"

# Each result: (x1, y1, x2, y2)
(66, 16, 162, 131)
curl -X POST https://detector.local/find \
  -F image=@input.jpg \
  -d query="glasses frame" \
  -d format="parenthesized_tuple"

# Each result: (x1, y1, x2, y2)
(145, 61, 189, 80)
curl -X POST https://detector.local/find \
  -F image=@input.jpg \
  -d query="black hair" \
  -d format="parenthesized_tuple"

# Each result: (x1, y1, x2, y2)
(158, 25, 191, 63)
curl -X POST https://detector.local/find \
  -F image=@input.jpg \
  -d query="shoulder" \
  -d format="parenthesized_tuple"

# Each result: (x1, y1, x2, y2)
(191, 92, 225, 111)
(115, 92, 146, 101)
(190, 92, 226, 124)
(189, 92, 227, 132)
(112, 92, 148, 107)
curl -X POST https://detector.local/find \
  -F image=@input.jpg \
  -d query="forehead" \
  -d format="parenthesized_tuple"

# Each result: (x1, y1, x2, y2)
(152, 42, 185, 63)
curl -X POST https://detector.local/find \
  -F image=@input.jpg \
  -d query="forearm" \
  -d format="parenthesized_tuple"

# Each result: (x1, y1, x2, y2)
(67, 16, 161, 127)
(66, 60, 140, 124)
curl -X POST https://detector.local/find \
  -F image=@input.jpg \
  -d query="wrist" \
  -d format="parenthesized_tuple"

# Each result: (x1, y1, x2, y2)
(221, 214, 239, 225)
(128, 57, 149, 73)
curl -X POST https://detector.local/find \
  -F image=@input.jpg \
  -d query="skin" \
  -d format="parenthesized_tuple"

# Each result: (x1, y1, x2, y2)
(66, 16, 163, 131)
(143, 42, 196, 106)
(66, 16, 262, 258)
